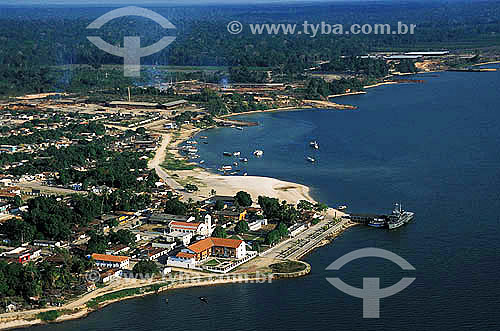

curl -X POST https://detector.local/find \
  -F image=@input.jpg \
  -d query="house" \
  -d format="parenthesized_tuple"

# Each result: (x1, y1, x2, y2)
(0, 247, 31, 264)
(168, 214, 212, 236)
(180, 237, 246, 261)
(288, 223, 307, 237)
(99, 269, 122, 283)
(33, 240, 62, 248)
(164, 122, 178, 130)
(149, 213, 194, 224)
(248, 219, 268, 231)
(91, 253, 130, 269)
(105, 244, 130, 256)
(164, 231, 192, 246)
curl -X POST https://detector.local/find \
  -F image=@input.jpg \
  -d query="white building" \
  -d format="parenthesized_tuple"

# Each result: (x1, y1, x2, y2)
(168, 214, 212, 236)
(91, 253, 130, 269)
(248, 219, 268, 231)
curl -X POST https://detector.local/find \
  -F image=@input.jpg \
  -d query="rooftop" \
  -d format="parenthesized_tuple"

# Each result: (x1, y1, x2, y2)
(187, 237, 243, 253)
(92, 253, 130, 263)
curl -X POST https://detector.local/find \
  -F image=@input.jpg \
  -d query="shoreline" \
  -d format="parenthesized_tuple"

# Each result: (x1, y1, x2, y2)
(0, 74, 407, 330)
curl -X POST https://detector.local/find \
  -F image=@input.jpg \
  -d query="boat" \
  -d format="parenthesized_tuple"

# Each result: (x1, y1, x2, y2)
(203, 141, 208, 144)
(310, 141, 319, 149)
(199, 296, 208, 304)
(165, 298, 169, 304)
(235, 127, 243, 131)
(306, 156, 316, 163)
(223, 152, 232, 156)
(199, 160, 205, 164)
(243, 172, 248, 176)
(338, 205, 348, 211)
(187, 148, 198, 153)
(240, 157, 248, 162)
(368, 218, 386, 228)
(387, 203, 414, 229)
(186, 140, 197, 145)
(233, 151, 241, 156)
(254, 150, 264, 157)
(200, 136, 208, 139)
(233, 162, 239, 166)
(221, 165, 232, 171)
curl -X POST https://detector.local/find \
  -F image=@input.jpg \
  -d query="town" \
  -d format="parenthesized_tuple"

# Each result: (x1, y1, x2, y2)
(0, 49, 497, 324)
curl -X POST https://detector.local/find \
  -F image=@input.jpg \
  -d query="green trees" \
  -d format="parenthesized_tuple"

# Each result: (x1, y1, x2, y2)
(265, 230, 281, 246)
(258, 196, 281, 220)
(87, 232, 108, 254)
(109, 230, 136, 247)
(212, 225, 228, 238)
(235, 191, 252, 207)
(164, 198, 188, 215)
(277, 222, 289, 237)
(235, 220, 250, 234)
(297, 200, 314, 211)
(133, 260, 159, 276)
(258, 195, 299, 225)
(214, 200, 225, 211)
(315, 202, 329, 212)
(185, 184, 199, 192)
(265, 223, 289, 246)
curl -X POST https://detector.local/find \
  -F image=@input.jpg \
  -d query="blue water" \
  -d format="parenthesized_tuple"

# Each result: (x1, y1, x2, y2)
(30, 68, 500, 330)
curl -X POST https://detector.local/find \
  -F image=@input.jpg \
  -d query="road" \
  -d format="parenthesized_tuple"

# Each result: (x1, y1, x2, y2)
(262, 209, 350, 260)
(148, 133, 184, 191)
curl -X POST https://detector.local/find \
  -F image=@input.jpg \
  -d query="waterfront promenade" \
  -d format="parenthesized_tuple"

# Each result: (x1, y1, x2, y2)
(262, 209, 352, 260)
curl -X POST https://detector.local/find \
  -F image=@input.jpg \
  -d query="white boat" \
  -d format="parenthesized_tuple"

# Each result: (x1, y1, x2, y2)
(338, 205, 347, 210)
(187, 148, 198, 153)
(306, 156, 316, 163)
(233, 151, 241, 156)
(254, 150, 264, 157)
(186, 140, 198, 145)
(199, 160, 205, 164)
(310, 141, 319, 149)
(218, 165, 232, 172)
(240, 157, 248, 162)
(235, 127, 243, 131)
(233, 162, 239, 166)
(200, 136, 208, 139)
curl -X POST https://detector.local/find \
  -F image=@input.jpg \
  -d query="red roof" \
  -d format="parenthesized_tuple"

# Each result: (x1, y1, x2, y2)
(187, 237, 243, 253)
(92, 253, 129, 263)
(170, 221, 201, 229)
(176, 252, 196, 259)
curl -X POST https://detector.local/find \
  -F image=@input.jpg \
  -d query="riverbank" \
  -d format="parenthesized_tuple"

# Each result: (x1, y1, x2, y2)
(1, 77, 391, 330)
(166, 128, 317, 205)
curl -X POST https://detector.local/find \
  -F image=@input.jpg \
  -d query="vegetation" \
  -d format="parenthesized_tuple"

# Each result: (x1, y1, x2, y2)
(133, 260, 160, 276)
(235, 191, 252, 207)
(86, 283, 167, 309)
(161, 152, 195, 171)
(269, 261, 307, 273)
(36, 310, 62, 322)
(212, 226, 228, 239)
(235, 220, 250, 234)
(164, 198, 188, 215)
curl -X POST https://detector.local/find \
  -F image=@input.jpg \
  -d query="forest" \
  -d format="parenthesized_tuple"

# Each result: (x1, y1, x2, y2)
(0, 1, 500, 95)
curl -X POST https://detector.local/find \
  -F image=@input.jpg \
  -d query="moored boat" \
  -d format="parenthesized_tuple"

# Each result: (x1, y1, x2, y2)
(254, 150, 264, 157)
